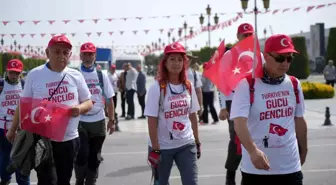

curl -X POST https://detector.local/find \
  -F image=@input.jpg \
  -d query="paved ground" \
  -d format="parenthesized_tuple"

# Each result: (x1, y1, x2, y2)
(11, 75, 336, 185)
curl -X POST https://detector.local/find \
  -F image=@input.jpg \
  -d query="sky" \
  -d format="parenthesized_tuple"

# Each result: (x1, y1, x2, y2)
(1, 0, 336, 56)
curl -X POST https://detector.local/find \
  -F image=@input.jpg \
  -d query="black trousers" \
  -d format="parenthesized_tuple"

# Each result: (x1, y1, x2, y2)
(75, 120, 106, 172)
(126, 89, 135, 117)
(326, 80, 335, 87)
(241, 171, 303, 185)
(137, 92, 146, 116)
(202, 91, 219, 123)
(35, 137, 80, 185)
(120, 92, 126, 115)
(225, 100, 242, 171)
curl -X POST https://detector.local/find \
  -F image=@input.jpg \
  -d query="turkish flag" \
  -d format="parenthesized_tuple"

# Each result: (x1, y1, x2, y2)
(20, 97, 71, 141)
(203, 35, 263, 96)
(269, 123, 288, 136)
(203, 41, 227, 92)
(172, 121, 185, 131)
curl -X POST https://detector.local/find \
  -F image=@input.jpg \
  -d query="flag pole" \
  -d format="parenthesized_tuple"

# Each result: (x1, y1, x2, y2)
(252, 0, 258, 79)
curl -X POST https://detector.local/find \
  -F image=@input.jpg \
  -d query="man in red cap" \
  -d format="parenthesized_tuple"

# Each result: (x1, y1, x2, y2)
(0, 59, 29, 185)
(7, 35, 93, 185)
(218, 22, 255, 185)
(75, 42, 115, 185)
(230, 34, 307, 185)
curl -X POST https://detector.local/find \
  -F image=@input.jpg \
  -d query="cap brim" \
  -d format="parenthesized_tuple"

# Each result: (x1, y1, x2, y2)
(49, 42, 72, 49)
(275, 48, 299, 54)
(240, 30, 254, 34)
(80, 50, 96, 53)
(7, 68, 22, 72)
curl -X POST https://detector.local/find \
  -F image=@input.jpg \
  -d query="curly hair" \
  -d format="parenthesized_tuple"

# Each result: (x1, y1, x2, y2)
(156, 53, 188, 85)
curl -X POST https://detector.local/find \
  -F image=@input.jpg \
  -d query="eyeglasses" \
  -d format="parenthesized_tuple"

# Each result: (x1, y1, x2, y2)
(268, 53, 294, 63)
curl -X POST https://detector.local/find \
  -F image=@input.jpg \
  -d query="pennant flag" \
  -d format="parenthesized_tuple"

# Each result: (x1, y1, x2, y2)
(20, 97, 71, 141)
(203, 35, 263, 96)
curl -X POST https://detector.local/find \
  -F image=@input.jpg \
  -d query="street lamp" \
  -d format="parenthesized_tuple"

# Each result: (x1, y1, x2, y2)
(183, 21, 188, 48)
(240, 0, 270, 78)
(178, 29, 182, 40)
(0, 37, 4, 46)
(13, 40, 17, 51)
(167, 31, 171, 44)
(199, 4, 219, 47)
(172, 37, 176, 43)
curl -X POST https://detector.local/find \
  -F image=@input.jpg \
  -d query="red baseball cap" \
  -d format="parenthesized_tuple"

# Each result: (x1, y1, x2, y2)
(7, 59, 23, 72)
(264, 34, 298, 54)
(237, 23, 254, 34)
(48, 35, 72, 49)
(80, 42, 96, 53)
(164, 42, 186, 54)
(110, 64, 116, 69)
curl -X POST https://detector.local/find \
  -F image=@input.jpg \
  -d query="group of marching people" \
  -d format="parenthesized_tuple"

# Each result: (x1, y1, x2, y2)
(146, 22, 307, 185)
(0, 36, 120, 185)
(0, 22, 308, 185)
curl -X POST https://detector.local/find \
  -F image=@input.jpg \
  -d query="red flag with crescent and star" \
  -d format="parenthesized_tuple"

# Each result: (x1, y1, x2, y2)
(203, 35, 263, 96)
(20, 97, 71, 141)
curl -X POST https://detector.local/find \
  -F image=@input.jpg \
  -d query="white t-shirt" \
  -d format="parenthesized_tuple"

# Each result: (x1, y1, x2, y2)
(0, 81, 23, 129)
(22, 64, 91, 141)
(79, 69, 115, 122)
(144, 81, 200, 149)
(187, 68, 202, 88)
(108, 72, 119, 93)
(230, 75, 305, 175)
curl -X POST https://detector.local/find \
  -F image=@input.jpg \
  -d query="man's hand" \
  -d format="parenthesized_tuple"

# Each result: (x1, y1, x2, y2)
(219, 109, 229, 121)
(70, 106, 81, 117)
(197, 107, 203, 117)
(249, 148, 270, 170)
(300, 148, 308, 166)
(6, 130, 16, 143)
(107, 120, 115, 135)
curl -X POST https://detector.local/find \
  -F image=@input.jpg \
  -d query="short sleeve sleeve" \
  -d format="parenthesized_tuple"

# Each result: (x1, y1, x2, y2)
(21, 71, 34, 98)
(144, 82, 160, 117)
(189, 85, 200, 113)
(230, 79, 251, 119)
(294, 80, 305, 117)
(77, 72, 92, 103)
(103, 72, 115, 99)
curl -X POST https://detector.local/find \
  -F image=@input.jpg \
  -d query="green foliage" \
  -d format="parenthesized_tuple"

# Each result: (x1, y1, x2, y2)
(301, 81, 334, 99)
(326, 27, 336, 64)
(287, 36, 310, 79)
(0, 52, 46, 76)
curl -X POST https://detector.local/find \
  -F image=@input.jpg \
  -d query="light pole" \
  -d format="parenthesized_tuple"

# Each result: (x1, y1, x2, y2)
(13, 40, 17, 51)
(178, 29, 182, 41)
(199, 5, 219, 47)
(183, 22, 188, 48)
(0, 37, 4, 53)
(167, 31, 171, 44)
(240, 0, 269, 78)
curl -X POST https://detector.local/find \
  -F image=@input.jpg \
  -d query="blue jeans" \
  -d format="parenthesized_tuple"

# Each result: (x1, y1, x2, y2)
(0, 128, 30, 185)
(149, 142, 198, 185)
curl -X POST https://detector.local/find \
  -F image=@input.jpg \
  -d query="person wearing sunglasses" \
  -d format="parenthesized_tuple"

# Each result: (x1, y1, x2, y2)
(145, 42, 201, 185)
(230, 34, 307, 185)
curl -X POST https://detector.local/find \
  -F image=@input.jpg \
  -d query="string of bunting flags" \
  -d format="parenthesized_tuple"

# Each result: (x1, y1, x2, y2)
(0, 2, 334, 32)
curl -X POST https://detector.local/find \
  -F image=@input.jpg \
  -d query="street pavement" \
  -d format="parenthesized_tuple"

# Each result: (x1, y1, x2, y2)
(11, 75, 336, 185)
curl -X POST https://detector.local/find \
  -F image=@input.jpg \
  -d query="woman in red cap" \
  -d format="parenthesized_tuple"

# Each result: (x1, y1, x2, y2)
(145, 42, 201, 185)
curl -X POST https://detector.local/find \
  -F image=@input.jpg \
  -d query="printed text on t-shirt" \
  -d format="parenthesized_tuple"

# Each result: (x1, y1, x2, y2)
(165, 94, 189, 119)
(43, 81, 75, 102)
(260, 90, 294, 120)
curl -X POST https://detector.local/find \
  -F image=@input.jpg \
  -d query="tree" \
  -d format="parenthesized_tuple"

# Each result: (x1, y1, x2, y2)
(287, 36, 310, 79)
(326, 27, 336, 65)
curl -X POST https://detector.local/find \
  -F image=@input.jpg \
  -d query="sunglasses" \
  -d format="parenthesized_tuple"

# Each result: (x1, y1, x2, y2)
(243, 33, 253, 38)
(268, 53, 294, 63)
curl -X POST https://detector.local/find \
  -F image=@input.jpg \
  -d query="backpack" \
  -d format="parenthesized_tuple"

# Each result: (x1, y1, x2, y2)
(245, 75, 300, 104)
(0, 78, 25, 95)
(158, 80, 192, 113)
(235, 75, 300, 155)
